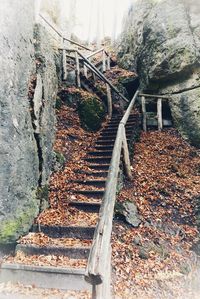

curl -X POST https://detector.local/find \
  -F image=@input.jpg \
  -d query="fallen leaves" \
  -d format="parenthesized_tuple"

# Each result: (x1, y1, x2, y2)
(6, 251, 87, 269)
(112, 128, 200, 298)
(36, 207, 98, 227)
(18, 233, 92, 248)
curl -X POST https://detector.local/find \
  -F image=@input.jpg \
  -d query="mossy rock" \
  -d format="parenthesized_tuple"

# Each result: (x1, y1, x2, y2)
(51, 151, 66, 172)
(0, 193, 39, 244)
(78, 96, 106, 131)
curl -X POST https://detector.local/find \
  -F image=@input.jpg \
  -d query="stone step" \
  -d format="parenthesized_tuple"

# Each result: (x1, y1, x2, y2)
(87, 150, 113, 156)
(85, 156, 111, 163)
(94, 145, 114, 151)
(102, 128, 133, 134)
(0, 263, 91, 291)
(31, 225, 95, 240)
(88, 163, 110, 170)
(99, 132, 132, 139)
(71, 180, 106, 187)
(86, 171, 109, 178)
(96, 140, 116, 145)
(96, 138, 130, 145)
(69, 201, 101, 213)
(16, 244, 90, 260)
(73, 189, 104, 198)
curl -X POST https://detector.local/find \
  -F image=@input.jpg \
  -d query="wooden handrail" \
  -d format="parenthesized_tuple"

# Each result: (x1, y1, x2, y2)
(139, 93, 170, 99)
(85, 90, 139, 298)
(77, 50, 129, 103)
(86, 48, 104, 59)
(39, 13, 63, 37)
(63, 37, 93, 51)
(39, 13, 93, 51)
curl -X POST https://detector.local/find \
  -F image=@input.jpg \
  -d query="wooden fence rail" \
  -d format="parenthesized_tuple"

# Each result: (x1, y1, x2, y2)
(85, 90, 139, 299)
(138, 93, 171, 131)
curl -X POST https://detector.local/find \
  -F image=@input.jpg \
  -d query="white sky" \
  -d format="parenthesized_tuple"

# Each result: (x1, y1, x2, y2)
(72, 0, 133, 41)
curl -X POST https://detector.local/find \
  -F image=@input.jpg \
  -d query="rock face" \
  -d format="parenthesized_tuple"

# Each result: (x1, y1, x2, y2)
(118, 0, 200, 146)
(115, 201, 141, 227)
(0, 2, 58, 244)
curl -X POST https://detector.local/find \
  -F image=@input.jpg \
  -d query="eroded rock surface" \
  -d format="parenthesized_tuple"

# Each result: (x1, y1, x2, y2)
(0, 2, 58, 244)
(118, 0, 200, 146)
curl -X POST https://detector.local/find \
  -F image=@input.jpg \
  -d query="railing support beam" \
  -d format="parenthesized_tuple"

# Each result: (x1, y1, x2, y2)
(157, 98, 163, 131)
(106, 84, 112, 118)
(102, 50, 106, 72)
(75, 51, 81, 88)
(141, 96, 147, 132)
(122, 127, 132, 180)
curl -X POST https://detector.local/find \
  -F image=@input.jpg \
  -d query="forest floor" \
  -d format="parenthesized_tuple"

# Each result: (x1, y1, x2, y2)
(112, 129, 200, 299)
(1, 104, 200, 299)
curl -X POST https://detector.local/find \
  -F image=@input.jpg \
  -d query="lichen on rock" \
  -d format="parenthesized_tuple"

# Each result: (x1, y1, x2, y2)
(117, 0, 200, 147)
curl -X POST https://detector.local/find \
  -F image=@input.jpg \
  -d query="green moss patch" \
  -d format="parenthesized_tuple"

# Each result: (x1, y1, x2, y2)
(0, 196, 39, 244)
(78, 96, 106, 131)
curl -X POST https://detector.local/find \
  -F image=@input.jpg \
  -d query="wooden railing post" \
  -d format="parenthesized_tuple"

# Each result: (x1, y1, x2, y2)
(157, 98, 163, 131)
(141, 96, 147, 132)
(107, 55, 111, 70)
(102, 50, 106, 72)
(75, 51, 81, 87)
(122, 126, 132, 180)
(83, 63, 88, 78)
(106, 84, 112, 118)
(77, 50, 129, 103)
(62, 39, 67, 81)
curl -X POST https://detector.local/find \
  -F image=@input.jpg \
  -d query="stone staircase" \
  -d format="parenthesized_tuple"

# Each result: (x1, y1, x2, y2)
(0, 112, 140, 292)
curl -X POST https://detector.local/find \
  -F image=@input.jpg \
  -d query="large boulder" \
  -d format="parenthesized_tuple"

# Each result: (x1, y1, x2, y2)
(117, 0, 200, 146)
(0, 2, 58, 244)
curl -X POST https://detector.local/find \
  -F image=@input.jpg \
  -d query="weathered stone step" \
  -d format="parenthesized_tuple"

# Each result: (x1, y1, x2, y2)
(94, 145, 114, 151)
(73, 189, 104, 198)
(71, 179, 106, 187)
(99, 132, 132, 139)
(108, 118, 137, 124)
(88, 163, 110, 170)
(16, 244, 90, 259)
(86, 171, 109, 177)
(96, 138, 130, 145)
(88, 150, 113, 156)
(96, 140, 116, 145)
(102, 128, 133, 134)
(0, 263, 91, 291)
(69, 201, 101, 213)
(31, 225, 95, 240)
(110, 115, 137, 121)
(85, 156, 111, 163)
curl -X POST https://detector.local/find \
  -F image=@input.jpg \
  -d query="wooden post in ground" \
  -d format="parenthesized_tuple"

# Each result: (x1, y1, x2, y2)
(75, 51, 81, 87)
(106, 84, 112, 118)
(62, 39, 67, 81)
(157, 98, 163, 131)
(102, 50, 106, 72)
(93, 247, 112, 299)
(83, 63, 88, 78)
(141, 96, 147, 132)
(122, 127, 132, 180)
(107, 55, 111, 70)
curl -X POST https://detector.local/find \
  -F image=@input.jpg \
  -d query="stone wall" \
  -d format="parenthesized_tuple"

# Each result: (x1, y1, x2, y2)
(0, 1, 58, 244)
(117, 0, 200, 147)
